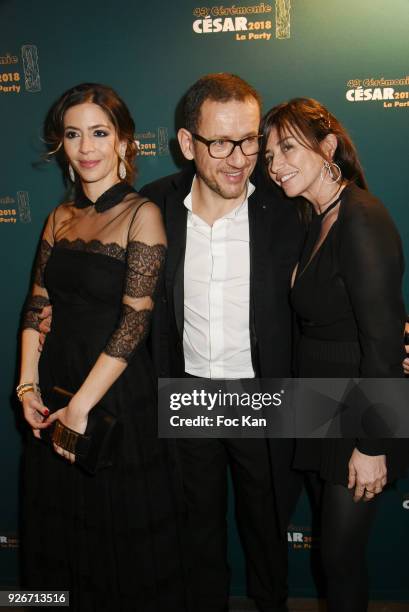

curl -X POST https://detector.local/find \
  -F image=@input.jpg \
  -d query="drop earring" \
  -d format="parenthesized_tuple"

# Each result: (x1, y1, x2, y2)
(68, 164, 75, 182)
(118, 144, 127, 180)
(320, 160, 342, 184)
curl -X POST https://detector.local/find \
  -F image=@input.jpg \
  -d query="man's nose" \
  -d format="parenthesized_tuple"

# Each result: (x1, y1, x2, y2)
(227, 143, 248, 166)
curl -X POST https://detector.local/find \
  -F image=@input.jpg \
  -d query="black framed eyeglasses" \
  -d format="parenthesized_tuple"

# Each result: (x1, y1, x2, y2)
(191, 133, 263, 159)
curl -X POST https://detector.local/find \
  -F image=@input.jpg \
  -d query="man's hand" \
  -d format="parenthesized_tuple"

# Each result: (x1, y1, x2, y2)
(348, 448, 387, 502)
(38, 304, 52, 350)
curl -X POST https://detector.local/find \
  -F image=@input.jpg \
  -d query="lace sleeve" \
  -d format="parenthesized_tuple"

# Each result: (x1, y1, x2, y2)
(22, 213, 55, 332)
(104, 202, 166, 363)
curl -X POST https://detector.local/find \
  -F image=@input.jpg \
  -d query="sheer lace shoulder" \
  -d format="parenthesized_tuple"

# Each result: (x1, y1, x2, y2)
(56, 238, 126, 262)
(51, 194, 163, 257)
(103, 200, 167, 363)
(128, 200, 167, 247)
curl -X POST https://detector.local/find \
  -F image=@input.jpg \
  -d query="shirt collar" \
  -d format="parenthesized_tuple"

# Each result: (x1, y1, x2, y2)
(74, 181, 136, 213)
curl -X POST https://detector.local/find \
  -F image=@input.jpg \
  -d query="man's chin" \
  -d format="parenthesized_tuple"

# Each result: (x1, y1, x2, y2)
(214, 178, 249, 200)
(197, 171, 249, 200)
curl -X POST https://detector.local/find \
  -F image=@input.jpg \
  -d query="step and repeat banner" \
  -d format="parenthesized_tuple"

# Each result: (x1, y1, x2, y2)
(1, 0, 408, 599)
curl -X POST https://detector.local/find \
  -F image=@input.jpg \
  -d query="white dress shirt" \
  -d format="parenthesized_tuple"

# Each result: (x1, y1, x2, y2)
(183, 180, 255, 379)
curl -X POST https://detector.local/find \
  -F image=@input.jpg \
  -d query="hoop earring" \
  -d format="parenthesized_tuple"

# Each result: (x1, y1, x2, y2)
(118, 144, 127, 180)
(320, 160, 342, 184)
(68, 164, 75, 182)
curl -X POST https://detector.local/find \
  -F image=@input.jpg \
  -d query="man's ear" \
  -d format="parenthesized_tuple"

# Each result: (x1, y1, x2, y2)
(177, 128, 195, 161)
(322, 133, 338, 160)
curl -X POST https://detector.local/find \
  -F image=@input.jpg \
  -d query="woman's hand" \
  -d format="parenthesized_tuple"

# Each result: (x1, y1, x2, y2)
(348, 447, 387, 502)
(46, 404, 88, 464)
(21, 391, 50, 438)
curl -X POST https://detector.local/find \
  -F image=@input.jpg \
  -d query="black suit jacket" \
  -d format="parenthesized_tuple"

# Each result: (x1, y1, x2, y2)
(140, 163, 306, 532)
(140, 162, 305, 379)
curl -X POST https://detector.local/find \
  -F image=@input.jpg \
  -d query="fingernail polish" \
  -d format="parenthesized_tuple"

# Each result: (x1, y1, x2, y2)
(44, 408, 50, 415)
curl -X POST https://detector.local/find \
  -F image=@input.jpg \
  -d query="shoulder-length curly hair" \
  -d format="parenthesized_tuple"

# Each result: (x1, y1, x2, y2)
(44, 82, 138, 184)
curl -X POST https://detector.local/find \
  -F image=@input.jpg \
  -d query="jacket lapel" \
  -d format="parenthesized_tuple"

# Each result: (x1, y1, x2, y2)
(248, 189, 261, 375)
(248, 174, 283, 376)
(164, 166, 195, 341)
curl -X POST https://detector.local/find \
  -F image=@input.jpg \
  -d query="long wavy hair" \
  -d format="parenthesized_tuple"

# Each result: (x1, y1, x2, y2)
(43, 83, 138, 184)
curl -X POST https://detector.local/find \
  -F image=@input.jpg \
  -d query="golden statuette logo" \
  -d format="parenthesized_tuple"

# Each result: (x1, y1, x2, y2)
(158, 127, 169, 157)
(275, 0, 291, 39)
(21, 44, 41, 92)
(17, 191, 31, 223)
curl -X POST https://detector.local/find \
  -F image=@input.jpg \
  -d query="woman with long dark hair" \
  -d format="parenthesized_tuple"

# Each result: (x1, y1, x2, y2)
(262, 97, 407, 611)
(18, 83, 186, 611)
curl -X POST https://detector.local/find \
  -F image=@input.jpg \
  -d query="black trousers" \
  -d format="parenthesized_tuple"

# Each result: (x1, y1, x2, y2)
(305, 474, 379, 612)
(177, 437, 288, 612)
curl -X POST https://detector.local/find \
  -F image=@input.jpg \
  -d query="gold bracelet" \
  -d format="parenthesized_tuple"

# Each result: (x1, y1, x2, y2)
(16, 382, 40, 394)
(17, 387, 35, 402)
(16, 382, 41, 402)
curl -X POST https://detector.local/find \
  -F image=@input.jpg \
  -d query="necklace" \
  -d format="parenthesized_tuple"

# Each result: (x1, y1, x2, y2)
(318, 193, 342, 220)
(294, 192, 344, 285)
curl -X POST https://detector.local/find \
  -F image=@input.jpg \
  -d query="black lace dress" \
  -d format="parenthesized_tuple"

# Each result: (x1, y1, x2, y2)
(21, 183, 186, 611)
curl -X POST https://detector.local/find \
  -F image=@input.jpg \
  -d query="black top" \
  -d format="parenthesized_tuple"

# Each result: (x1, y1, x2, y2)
(23, 182, 165, 363)
(292, 182, 405, 371)
(291, 182, 408, 482)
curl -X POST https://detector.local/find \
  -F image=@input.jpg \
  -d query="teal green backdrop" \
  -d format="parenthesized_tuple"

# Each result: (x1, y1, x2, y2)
(1, 0, 408, 599)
